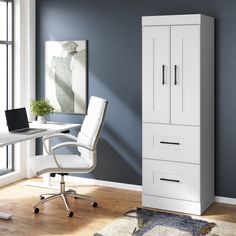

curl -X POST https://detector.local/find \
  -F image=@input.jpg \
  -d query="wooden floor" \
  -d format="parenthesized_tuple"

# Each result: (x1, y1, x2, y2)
(0, 178, 236, 236)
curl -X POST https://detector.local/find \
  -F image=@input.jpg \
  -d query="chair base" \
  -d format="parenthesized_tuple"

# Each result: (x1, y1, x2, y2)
(33, 175, 97, 217)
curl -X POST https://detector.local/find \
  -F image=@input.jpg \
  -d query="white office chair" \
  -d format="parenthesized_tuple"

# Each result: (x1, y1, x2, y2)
(29, 96, 108, 217)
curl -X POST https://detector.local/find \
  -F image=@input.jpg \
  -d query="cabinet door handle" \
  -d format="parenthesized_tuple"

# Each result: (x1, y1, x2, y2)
(174, 65, 177, 85)
(160, 141, 180, 145)
(162, 65, 165, 85)
(160, 178, 180, 183)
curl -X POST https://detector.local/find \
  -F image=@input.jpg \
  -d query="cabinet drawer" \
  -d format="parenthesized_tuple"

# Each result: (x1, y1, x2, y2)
(143, 123, 200, 164)
(143, 159, 200, 202)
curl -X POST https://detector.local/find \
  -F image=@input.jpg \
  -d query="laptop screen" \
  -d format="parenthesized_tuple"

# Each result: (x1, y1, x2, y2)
(5, 108, 29, 132)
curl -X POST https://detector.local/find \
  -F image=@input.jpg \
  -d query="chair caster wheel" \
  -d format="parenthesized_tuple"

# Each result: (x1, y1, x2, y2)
(34, 208, 39, 214)
(40, 196, 45, 200)
(92, 202, 98, 208)
(67, 211, 73, 217)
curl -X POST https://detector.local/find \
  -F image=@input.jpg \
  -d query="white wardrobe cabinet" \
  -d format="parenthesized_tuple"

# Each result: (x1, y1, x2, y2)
(142, 14, 214, 215)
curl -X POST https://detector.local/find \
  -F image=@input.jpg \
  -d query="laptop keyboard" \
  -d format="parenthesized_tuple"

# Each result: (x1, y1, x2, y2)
(12, 128, 47, 135)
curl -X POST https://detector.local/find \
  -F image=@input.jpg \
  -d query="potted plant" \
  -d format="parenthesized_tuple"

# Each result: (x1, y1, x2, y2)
(30, 98, 54, 123)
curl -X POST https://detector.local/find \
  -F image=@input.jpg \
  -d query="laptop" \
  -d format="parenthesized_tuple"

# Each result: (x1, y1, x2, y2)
(5, 108, 47, 135)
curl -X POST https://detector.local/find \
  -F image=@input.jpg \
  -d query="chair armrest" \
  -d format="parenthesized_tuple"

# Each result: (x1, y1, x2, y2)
(51, 142, 94, 152)
(51, 142, 94, 171)
(43, 133, 78, 154)
(43, 133, 78, 141)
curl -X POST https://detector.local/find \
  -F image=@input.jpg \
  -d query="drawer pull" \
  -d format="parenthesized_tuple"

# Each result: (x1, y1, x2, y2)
(160, 178, 180, 183)
(160, 141, 180, 145)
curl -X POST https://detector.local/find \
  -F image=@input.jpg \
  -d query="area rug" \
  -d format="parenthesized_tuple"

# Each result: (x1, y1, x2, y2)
(94, 208, 236, 236)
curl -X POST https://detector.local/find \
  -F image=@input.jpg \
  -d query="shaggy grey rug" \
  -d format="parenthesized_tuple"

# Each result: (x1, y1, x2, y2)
(94, 208, 236, 236)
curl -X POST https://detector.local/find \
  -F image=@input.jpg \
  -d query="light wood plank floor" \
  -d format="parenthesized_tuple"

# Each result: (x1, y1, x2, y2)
(0, 178, 236, 236)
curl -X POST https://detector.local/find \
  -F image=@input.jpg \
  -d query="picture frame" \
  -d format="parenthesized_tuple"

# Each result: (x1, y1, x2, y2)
(45, 40, 87, 114)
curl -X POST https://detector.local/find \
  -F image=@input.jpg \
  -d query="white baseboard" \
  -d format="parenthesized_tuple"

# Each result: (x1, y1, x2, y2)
(214, 196, 236, 205)
(52, 176, 236, 205)
(55, 175, 142, 192)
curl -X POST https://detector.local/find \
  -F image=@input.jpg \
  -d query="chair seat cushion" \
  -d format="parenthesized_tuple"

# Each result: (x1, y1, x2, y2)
(29, 154, 92, 176)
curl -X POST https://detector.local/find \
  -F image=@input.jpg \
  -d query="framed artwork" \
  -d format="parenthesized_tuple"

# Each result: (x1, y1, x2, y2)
(45, 40, 87, 114)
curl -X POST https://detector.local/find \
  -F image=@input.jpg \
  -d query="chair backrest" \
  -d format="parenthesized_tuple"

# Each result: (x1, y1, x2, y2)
(77, 96, 108, 151)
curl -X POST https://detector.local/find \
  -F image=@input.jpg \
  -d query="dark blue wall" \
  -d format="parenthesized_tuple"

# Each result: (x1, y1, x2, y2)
(36, 0, 236, 197)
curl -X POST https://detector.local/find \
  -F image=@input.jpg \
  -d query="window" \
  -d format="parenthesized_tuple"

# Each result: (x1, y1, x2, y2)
(0, 0, 14, 175)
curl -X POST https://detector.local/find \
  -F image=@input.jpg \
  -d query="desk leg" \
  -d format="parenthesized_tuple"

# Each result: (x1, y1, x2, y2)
(43, 173, 51, 185)
(42, 137, 52, 186)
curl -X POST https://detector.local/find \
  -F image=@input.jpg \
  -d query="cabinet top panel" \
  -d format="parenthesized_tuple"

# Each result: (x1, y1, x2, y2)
(142, 14, 214, 26)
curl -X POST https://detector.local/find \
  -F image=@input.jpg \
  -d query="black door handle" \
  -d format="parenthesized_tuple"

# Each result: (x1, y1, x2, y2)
(174, 65, 177, 85)
(160, 178, 180, 183)
(162, 65, 165, 85)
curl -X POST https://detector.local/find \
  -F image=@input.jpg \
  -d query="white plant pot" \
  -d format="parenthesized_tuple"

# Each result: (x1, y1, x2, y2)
(37, 116, 47, 124)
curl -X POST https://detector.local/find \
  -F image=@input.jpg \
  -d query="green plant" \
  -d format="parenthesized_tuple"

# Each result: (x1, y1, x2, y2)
(30, 99, 54, 116)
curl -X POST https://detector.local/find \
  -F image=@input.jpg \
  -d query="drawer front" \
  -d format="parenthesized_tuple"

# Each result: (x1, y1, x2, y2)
(143, 123, 200, 164)
(143, 159, 200, 202)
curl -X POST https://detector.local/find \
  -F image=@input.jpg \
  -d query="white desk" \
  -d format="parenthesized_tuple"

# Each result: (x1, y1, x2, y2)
(0, 122, 81, 219)
(0, 122, 80, 147)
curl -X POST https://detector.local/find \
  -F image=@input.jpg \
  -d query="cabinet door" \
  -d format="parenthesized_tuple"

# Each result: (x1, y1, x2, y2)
(142, 26, 170, 124)
(171, 25, 200, 126)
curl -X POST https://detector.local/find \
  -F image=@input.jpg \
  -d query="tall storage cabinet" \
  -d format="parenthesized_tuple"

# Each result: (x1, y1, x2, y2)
(142, 14, 214, 215)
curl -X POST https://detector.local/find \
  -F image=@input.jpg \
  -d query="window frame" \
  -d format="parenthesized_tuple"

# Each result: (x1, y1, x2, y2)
(0, 0, 14, 175)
